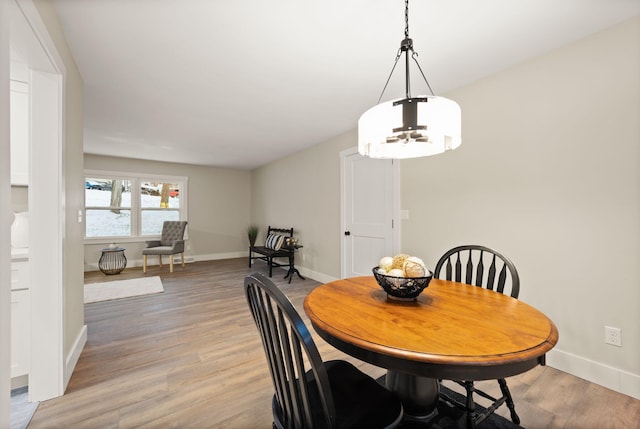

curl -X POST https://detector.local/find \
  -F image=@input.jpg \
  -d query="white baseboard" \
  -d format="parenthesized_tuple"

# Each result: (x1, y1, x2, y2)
(11, 374, 28, 390)
(84, 251, 248, 272)
(64, 324, 87, 391)
(192, 251, 247, 262)
(296, 266, 338, 285)
(546, 348, 640, 400)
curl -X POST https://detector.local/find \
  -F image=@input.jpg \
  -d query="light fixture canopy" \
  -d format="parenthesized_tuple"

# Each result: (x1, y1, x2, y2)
(358, 0, 461, 159)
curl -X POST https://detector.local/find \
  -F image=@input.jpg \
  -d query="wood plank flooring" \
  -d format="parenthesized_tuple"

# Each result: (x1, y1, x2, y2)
(28, 258, 640, 428)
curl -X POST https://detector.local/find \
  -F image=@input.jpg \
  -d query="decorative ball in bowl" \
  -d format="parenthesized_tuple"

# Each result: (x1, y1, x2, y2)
(372, 267, 432, 300)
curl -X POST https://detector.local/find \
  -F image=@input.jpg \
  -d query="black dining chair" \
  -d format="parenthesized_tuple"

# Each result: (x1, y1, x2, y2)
(433, 245, 521, 429)
(244, 273, 403, 429)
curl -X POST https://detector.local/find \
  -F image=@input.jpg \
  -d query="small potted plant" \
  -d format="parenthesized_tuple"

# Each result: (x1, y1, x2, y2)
(247, 225, 259, 248)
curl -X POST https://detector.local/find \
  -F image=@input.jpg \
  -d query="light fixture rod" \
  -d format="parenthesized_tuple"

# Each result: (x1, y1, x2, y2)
(403, 38, 412, 99)
(376, 50, 402, 105)
(403, 0, 411, 99)
(412, 51, 435, 96)
(377, 0, 437, 103)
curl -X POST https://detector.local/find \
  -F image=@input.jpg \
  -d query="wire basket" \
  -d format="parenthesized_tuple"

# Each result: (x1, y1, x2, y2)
(372, 267, 432, 300)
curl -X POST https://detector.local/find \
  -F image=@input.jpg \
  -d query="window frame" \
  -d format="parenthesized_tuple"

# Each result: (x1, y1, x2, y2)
(84, 169, 188, 243)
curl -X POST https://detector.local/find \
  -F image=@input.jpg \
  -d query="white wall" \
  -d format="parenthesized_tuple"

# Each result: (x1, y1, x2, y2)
(401, 17, 640, 398)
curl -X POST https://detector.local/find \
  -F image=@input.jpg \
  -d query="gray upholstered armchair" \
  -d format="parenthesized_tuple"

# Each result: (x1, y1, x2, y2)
(142, 221, 188, 273)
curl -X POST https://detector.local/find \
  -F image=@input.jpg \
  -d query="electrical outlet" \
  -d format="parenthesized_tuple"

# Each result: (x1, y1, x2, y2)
(605, 326, 622, 347)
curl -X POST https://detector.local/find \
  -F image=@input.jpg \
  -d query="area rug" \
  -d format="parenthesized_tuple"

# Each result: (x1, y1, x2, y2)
(84, 276, 164, 303)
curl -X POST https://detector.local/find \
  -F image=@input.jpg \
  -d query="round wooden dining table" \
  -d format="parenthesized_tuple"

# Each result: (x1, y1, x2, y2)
(304, 276, 558, 419)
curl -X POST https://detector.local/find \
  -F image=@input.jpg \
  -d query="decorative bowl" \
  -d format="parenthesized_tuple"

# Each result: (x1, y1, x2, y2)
(372, 267, 432, 301)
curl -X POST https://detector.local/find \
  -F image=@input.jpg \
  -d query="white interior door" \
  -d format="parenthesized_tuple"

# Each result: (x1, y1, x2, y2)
(341, 148, 398, 278)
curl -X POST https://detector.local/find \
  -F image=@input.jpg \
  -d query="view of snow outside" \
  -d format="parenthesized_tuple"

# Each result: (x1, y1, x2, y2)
(85, 188, 179, 238)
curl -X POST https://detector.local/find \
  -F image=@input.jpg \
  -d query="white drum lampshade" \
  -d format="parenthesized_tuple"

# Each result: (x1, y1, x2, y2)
(358, 95, 461, 159)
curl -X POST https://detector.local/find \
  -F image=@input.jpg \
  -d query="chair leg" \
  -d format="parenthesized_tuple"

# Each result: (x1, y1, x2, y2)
(498, 378, 520, 424)
(181, 252, 185, 267)
(170, 256, 174, 273)
(159, 255, 163, 268)
(143, 255, 147, 273)
(464, 381, 477, 429)
(268, 257, 273, 277)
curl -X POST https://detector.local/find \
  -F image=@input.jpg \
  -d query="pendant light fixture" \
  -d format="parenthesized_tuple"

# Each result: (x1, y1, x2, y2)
(358, 0, 461, 159)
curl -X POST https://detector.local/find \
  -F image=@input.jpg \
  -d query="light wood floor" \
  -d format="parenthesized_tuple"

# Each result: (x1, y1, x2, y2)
(28, 258, 639, 428)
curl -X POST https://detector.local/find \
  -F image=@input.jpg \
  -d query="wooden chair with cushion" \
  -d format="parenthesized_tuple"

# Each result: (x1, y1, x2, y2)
(433, 245, 521, 429)
(244, 273, 403, 429)
(142, 221, 188, 273)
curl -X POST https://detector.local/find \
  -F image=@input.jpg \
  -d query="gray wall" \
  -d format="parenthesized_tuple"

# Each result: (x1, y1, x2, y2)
(250, 18, 640, 398)
(83, 154, 252, 270)
(401, 16, 639, 395)
(250, 130, 355, 280)
(10, 186, 28, 213)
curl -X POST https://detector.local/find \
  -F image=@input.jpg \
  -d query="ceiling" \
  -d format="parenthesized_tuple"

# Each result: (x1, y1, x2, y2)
(49, 0, 639, 170)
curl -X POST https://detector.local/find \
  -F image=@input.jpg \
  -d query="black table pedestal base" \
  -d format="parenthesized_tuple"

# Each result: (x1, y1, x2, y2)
(385, 370, 440, 422)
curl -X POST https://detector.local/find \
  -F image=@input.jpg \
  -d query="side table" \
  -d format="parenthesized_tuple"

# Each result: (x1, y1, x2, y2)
(99, 247, 127, 275)
(283, 244, 305, 283)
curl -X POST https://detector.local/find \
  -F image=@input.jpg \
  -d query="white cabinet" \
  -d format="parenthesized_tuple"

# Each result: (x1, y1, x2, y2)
(10, 80, 29, 186)
(10, 260, 30, 379)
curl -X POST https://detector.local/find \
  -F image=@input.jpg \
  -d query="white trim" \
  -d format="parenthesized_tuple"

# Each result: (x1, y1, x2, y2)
(391, 158, 400, 255)
(297, 267, 338, 285)
(83, 251, 337, 285)
(339, 148, 349, 279)
(190, 251, 247, 262)
(14, 0, 66, 76)
(84, 169, 187, 183)
(547, 348, 640, 400)
(28, 69, 65, 402)
(64, 325, 87, 389)
(1, 1, 11, 426)
(10, 0, 68, 402)
(84, 251, 250, 272)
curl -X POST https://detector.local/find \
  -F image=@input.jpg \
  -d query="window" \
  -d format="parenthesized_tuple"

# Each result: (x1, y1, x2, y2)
(85, 178, 132, 238)
(85, 170, 187, 240)
(140, 180, 181, 235)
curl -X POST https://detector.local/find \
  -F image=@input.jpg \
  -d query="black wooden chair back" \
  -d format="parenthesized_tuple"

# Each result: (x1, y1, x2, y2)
(245, 273, 403, 429)
(434, 245, 520, 298)
(433, 245, 522, 428)
(245, 273, 336, 428)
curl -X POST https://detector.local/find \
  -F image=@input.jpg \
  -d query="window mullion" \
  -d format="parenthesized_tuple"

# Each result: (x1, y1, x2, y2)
(131, 177, 141, 237)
